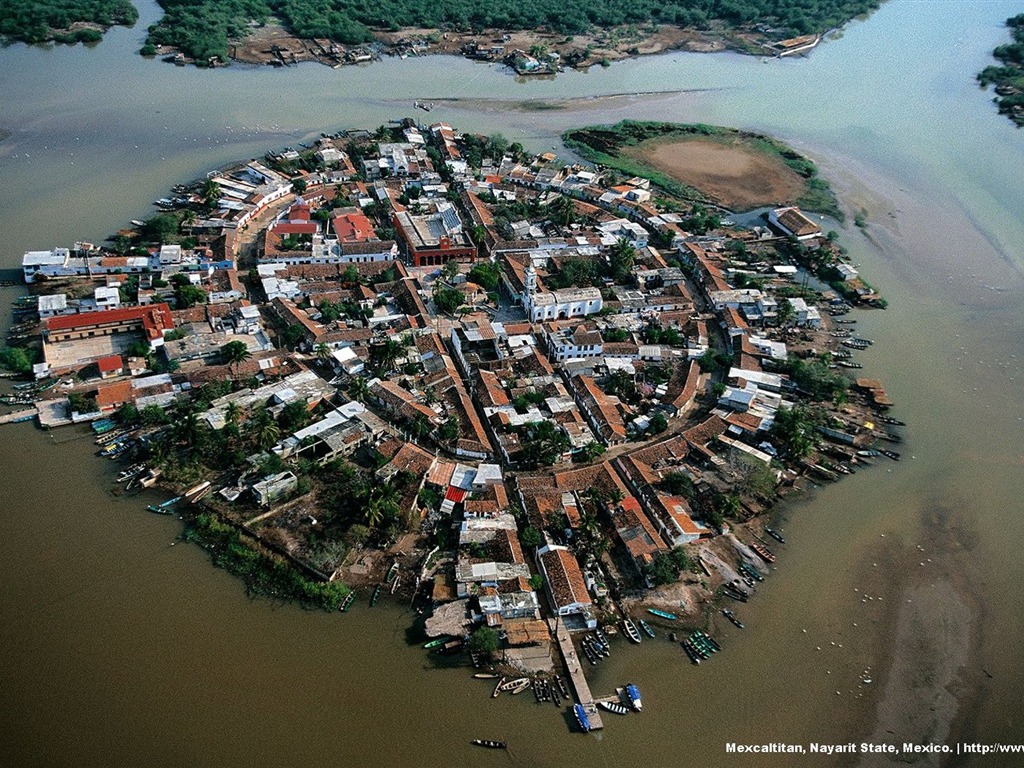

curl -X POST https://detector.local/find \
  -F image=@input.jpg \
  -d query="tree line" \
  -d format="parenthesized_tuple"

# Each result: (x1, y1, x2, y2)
(977, 14, 1024, 127)
(144, 0, 881, 63)
(1, 1, 137, 45)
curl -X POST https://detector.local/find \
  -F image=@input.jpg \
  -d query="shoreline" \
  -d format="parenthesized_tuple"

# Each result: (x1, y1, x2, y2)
(150, 21, 823, 72)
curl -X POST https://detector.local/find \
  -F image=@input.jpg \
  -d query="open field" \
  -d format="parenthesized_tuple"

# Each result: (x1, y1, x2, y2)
(626, 137, 807, 211)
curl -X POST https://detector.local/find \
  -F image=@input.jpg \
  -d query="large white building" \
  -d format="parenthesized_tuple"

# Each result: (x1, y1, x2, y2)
(521, 265, 602, 323)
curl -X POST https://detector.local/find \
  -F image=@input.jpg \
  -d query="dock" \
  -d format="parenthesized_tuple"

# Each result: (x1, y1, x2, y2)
(548, 618, 603, 730)
(0, 408, 36, 425)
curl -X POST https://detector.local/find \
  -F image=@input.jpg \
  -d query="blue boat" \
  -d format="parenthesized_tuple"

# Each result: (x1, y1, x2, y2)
(647, 608, 677, 621)
(626, 683, 643, 712)
(574, 703, 591, 732)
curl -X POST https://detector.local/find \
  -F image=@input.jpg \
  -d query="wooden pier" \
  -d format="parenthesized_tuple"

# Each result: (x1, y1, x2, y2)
(548, 618, 603, 730)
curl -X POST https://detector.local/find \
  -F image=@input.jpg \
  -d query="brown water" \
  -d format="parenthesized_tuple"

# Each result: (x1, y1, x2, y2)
(2, 1, 1024, 765)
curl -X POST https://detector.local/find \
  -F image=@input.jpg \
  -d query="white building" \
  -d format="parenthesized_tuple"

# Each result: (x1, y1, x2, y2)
(521, 265, 602, 323)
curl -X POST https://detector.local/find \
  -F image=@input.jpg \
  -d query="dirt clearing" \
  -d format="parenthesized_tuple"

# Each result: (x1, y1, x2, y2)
(626, 138, 806, 211)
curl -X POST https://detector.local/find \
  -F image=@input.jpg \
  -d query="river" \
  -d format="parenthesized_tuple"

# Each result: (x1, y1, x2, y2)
(1, 1, 1023, 766)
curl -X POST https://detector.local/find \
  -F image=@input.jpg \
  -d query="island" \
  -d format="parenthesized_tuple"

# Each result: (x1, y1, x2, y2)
(1, 120, 902, 729)
(978, 13, 1024, 128)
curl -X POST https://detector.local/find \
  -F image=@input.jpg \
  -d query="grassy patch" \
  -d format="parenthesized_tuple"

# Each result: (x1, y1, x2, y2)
(185, 512, 350, 610)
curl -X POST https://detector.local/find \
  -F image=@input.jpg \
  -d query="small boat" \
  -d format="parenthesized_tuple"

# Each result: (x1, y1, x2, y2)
(625, 683, 643, 712)
(369, 584, 382, 607)
(184, 481, 211, 501)
(385, 562, 399, 583)
(638, 619, 656, 639)
(423, 636, 450, 650)
(492, 677, 506, 698)
(647, 608, 677, 621)
(695, 630, 721, 652)
(598, 700, 629, 715)
(879, 416, 905, 426)
(551, 684, 561, 707)
(473, 673, 499, 679)
(117, 463, 147, 482)
(574, 703, 591, 732)
(499, 677, 529, 692)
(509, 680, 530, 695)
(681, 641, 702, 664)
(623, 619, 642, 644)
(857, 449, 881, 458)
(750, 543, 776, 564)
(723, 609, 745, 629)
(145, 495, 180, 515)
(470, 739, 507, 750)
(339, 591, 355, 612)
(764, 527, 786, 544)
(852, 337, 873, 346)
(555, 676, 569, 698)
(879, 449, 901, 461)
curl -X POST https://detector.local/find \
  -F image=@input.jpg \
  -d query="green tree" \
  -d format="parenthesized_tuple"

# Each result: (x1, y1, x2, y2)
(347, 376, 369, 403)
(433, 286, 464, 316)
(649, 413, 668, 434)
(442, 258, 461, 281)
(248, 409, 281, 451)
(528, 574, 545, 591)
(467, 626, 500, 656)
(200, 178, 221, 210)
(278, 401, 311, 432)
(609, 238, 636, 282)
(174, 282, 207, 309)
(520, 525, 543, 549)
(221, 340, 251, 375)
(0, 347, 34, 373)
(369, 337, 404, 374)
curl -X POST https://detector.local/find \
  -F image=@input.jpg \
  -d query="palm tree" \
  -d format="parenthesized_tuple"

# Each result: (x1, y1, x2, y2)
(225, 401, 242, 427)
(248, 409, 280, 451)
(548, 194, 577, 228)
(222, 340, 251, 376)
(347, 376, 369, 403)
(174, 409, 202, 447)
(200, 178, 221, 210)
(369, 337, 404, 374)
(365, 482, 399, 528)
(315, 342, 332, 364)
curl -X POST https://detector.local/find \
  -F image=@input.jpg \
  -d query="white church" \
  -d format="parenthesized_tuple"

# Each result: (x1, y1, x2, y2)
(521, 264, 603, 323)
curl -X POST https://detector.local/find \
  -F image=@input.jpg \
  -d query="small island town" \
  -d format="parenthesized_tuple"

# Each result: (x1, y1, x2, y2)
(0, 119, 901, 740)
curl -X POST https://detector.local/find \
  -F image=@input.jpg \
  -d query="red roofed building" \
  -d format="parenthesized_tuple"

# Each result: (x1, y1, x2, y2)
(96, 354, 124, 379)
(332, 212, 376, 243)
(45, 303, 174, 348)
(537, 544, 595, 629)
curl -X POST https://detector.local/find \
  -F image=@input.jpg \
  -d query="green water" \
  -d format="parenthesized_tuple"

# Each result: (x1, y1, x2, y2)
(2, 1, 1023, 765)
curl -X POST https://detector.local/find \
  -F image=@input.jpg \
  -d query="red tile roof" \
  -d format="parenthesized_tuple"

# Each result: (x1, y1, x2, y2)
(96, 354, 123, 373)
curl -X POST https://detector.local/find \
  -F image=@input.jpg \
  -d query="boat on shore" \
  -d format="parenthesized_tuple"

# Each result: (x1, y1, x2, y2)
(339, 591, 355, 612)
(499, 677, 529, 692)
(647, 608, 677, 621)
(470, 739, 506, 749)
(626, 683, 643, 712)
(574, 703, 591, 732)
(369, 584, 382, 606)
(423, 636, 450, 650)
(492, 677, 506, 698)
(638, 619, 656, 638)
(473, 672, 499, 679)
(598, 700, 629, 715)
(623, 619, 642, 643)
(681, 640, 702, 664)
(750, 542, 776, 563)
